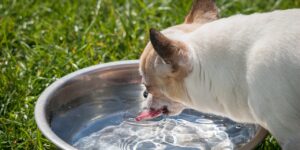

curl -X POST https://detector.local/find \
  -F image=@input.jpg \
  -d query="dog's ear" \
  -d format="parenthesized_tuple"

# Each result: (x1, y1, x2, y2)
(149, 28, 176, 64)
(185, 0, 218, 24)
(149, 28, 188, 74)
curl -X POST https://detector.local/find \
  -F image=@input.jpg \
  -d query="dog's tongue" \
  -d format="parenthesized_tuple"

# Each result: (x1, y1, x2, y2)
(135, 109, 162, 121)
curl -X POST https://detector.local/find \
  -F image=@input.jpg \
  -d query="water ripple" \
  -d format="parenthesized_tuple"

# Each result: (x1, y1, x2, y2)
(73, 111, 256, 150)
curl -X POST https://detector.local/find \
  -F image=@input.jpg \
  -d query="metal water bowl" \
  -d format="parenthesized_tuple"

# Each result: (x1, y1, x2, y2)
(35, 60, 267, 150)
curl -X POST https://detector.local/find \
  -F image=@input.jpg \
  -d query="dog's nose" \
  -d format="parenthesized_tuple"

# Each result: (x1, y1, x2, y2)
(143, 90, 148, 98)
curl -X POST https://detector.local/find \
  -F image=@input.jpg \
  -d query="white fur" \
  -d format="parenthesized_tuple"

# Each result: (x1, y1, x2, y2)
(174, 9, 300, 148)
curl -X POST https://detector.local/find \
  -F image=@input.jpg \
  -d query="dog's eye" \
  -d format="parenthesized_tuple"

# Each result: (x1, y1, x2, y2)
(143, 90, 148, 98)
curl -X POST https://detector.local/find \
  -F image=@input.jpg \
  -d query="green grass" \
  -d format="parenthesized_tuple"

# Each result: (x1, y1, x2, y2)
(0, 0, 299, 149)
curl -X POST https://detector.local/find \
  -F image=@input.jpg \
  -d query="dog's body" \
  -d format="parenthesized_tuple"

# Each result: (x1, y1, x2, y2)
(185, 9, 300, 145)
(138, 0, 300, 149)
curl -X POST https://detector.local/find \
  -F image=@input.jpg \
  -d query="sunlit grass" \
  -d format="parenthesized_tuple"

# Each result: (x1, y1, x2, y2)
(1, 0, 299, 149)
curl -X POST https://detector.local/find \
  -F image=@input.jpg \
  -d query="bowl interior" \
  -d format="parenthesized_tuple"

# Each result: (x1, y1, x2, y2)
(46, 62, 142, 143)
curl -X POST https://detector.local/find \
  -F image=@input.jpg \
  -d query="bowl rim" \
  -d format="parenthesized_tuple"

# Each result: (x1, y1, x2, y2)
(34, 60, 268, 150)
(35, 60, 139, 150)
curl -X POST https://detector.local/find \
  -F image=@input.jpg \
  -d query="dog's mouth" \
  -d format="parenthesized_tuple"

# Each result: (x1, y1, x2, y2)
(135, 106, 169, 122)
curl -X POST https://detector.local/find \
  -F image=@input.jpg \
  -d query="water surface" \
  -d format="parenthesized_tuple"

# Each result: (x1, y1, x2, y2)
(73, 109, 257, 150)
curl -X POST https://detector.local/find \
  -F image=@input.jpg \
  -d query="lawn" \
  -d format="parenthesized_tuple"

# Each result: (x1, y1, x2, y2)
(0, 0, 299, 149)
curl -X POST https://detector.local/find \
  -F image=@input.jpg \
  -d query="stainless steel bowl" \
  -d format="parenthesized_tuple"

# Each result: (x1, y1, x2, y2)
(35, 60, 268, 150)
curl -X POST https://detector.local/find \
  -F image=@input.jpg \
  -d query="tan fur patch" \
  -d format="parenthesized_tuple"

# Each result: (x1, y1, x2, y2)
(140, 42, 192, 105)
(185, 0, 218, 24)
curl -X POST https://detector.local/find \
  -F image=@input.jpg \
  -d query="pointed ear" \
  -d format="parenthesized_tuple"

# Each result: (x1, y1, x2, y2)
(149, 28, 189, 72)
(150, 28, 180, 64)
(149, 28, 176, 64)
(184, 0, 218, 24)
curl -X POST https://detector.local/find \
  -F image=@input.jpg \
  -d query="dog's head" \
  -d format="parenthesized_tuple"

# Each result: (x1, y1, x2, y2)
(136, 0, 219, 121)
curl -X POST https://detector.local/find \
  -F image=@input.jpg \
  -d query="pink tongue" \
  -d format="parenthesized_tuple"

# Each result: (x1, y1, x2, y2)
(135, 109, 162, 121)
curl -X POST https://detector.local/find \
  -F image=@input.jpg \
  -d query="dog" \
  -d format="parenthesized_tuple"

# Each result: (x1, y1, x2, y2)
(137, 0, 300, 149)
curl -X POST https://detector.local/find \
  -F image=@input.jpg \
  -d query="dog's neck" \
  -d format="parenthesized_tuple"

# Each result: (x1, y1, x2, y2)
(182, 19, 257, 123)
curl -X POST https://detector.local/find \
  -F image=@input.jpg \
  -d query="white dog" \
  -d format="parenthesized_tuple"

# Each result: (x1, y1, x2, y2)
(137, 0, 300, 149)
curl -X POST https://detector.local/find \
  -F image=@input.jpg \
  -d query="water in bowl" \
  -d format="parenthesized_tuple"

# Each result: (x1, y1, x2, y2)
(49, 85, 258, 150)
(72, 109, 257, 150)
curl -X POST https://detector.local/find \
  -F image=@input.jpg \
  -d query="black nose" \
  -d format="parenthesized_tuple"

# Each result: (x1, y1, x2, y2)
(143, 90, 148, 98)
